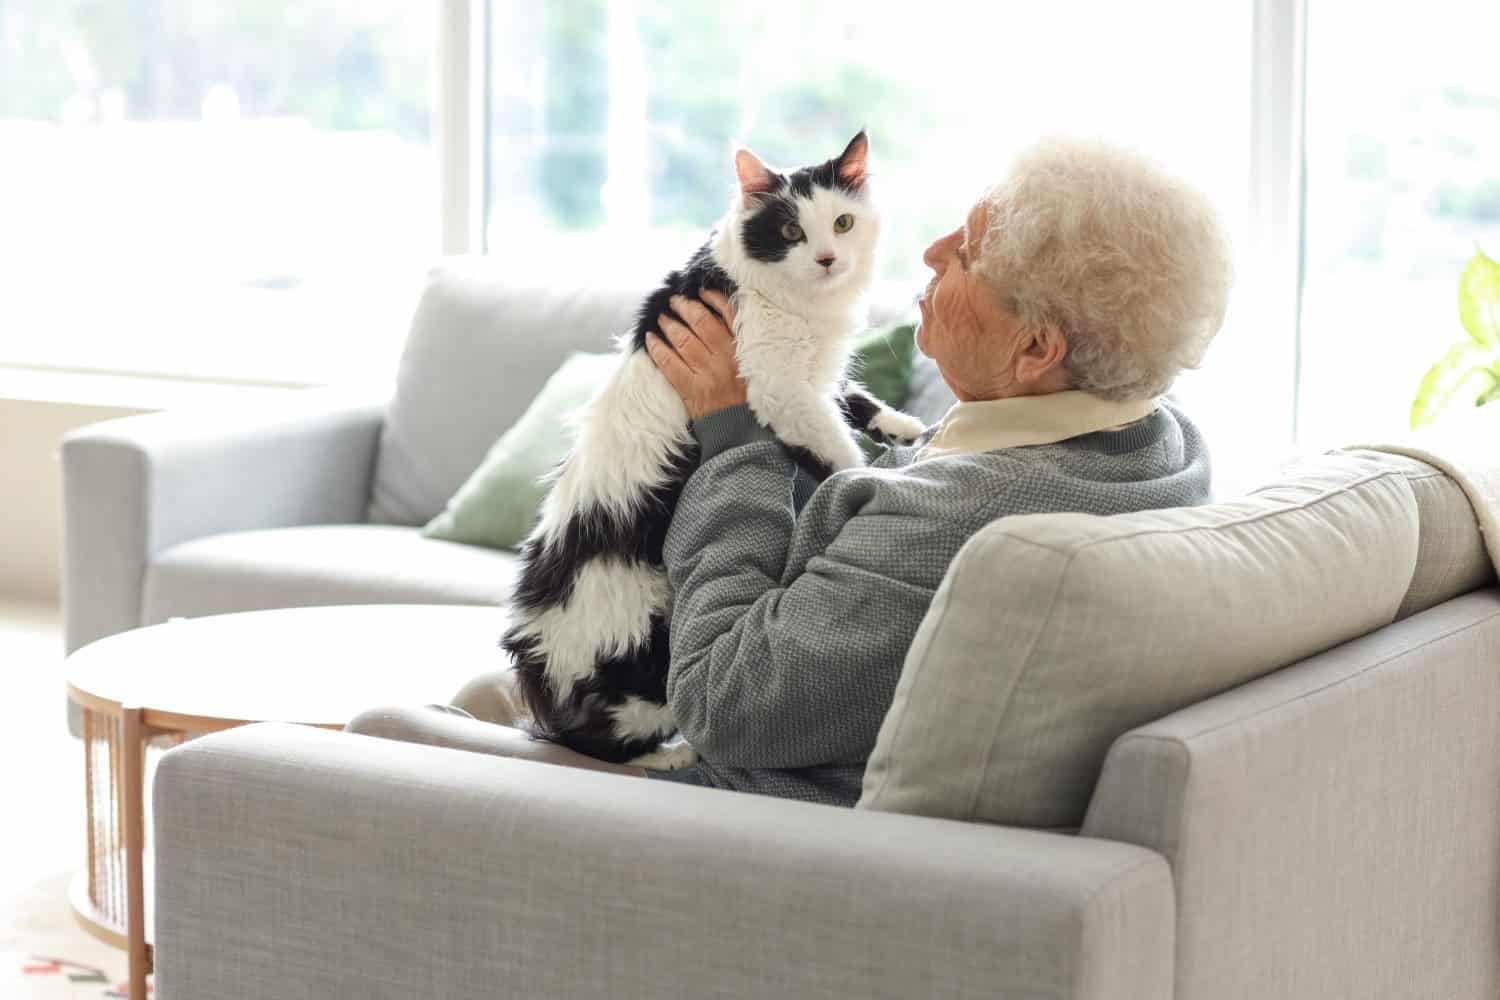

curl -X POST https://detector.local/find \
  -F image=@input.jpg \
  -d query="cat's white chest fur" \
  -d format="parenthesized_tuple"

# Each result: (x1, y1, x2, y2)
(731, 293, 866, 473)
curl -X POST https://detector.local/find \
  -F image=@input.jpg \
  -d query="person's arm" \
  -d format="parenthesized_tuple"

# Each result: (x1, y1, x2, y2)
(689, 402, 818, 512)
(645, 290, 929, 769)
(661, 419, 934, 769)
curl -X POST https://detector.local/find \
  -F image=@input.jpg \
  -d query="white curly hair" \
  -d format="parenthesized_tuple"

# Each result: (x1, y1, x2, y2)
(974, 136, 1233, 400)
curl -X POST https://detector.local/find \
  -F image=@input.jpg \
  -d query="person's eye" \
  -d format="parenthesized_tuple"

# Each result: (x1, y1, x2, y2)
(780, 221, 805, 241)
(833, 213, 854, 233)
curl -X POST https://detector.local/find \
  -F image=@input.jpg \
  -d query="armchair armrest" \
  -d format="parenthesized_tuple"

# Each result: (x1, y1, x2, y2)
(154, 723, 1174, 1000)
(61, 390, 384, 654)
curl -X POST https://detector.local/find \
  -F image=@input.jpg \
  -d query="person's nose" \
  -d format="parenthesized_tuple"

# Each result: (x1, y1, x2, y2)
(923, 240, 939, 271)
(923, 231, 953, 272)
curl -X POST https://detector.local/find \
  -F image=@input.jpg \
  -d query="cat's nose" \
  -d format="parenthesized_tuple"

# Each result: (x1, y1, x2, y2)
(816, 253, 836, 269)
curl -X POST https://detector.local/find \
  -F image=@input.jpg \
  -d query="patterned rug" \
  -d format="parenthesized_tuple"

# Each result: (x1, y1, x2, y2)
(2, 869, 148, 999)
(3, 953, 142, 998)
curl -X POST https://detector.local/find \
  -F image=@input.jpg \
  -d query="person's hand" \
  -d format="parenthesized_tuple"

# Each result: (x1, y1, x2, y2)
(644, 289, 747, 421)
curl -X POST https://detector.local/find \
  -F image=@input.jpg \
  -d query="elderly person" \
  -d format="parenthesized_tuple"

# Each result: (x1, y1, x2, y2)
(348, 135, 1232, 806)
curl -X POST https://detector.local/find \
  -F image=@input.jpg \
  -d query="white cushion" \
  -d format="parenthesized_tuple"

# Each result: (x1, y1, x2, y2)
(143, 525, 516, 625)
(859, 453, 1422, 829)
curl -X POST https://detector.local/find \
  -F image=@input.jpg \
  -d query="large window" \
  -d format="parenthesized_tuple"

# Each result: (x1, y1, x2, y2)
(12, 0, 1494, 477)
(483, 1, 1278, 490)
(484, 1, 1251, 301)
(0, 1, 434, 385)
(1296, 1, 1500, 447)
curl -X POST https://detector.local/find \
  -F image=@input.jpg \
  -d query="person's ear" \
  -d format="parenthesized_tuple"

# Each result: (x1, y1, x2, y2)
(1014, 323, 1068, 386)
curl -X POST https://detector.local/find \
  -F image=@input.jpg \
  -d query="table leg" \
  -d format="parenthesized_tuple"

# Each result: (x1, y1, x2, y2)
(122, 707, 149, 999)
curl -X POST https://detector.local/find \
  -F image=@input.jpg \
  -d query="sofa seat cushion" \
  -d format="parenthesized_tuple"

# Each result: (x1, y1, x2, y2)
(859, 453, 1422, 829)
(142, 525, 514, 626)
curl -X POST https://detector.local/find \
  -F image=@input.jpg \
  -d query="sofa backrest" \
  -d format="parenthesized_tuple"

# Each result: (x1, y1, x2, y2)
(369, 260, 646, 525)
(859, 450, 1494, 829)
(368, 263, 927, 526)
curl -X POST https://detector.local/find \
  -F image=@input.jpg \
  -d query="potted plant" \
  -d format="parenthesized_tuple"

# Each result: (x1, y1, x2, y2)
(1411, 248, 1500, 428)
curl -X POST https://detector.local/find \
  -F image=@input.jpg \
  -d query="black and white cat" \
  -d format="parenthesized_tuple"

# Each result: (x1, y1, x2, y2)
(500, 131, 925, 769)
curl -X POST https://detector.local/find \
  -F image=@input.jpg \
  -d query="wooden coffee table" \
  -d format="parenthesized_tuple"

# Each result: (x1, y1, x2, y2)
(64, 603, 510, 1000)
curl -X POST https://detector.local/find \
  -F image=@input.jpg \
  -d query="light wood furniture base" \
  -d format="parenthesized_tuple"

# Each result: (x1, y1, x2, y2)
(65, 604, 510, 1000)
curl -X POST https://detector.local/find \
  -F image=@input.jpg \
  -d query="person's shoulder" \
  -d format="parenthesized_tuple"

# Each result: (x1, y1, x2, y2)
(822, 449, 1042, 517)
(1158, 395, 1199, 427)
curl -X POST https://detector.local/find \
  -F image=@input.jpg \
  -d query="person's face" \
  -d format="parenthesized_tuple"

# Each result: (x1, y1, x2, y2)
(916, 201, 1030, 401)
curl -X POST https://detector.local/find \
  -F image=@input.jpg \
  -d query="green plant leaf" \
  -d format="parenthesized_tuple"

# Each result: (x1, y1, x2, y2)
(1458, 248, 1500, 348)
(1410, 342, 1500, 428)
(1478, 368, 1500, 407)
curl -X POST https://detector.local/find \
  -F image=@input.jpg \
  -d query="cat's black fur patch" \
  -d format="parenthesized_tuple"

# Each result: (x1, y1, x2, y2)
(508, 608, 677, 764)
(595, 612, 672, 705)
(507, 630, 669, 764)
(787, 159, 859, 200)
(509, 446, 699, 614)
(631, 242, 737, 350)
(841, 386, 885, 437)
(790, 131, 867, 199)
(508, 506, 627, 612)
(740, 194, 804, 263)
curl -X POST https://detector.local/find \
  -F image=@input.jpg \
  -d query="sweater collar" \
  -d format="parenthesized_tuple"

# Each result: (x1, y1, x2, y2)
(916, 390, 1159, 460)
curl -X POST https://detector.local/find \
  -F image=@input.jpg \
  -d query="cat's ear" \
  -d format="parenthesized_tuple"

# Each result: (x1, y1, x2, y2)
(837, 130, 870, 189)
(734, 148, 777, 197)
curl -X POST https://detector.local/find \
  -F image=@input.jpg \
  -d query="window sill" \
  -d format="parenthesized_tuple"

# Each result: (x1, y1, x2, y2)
(0, 364, 323, 413)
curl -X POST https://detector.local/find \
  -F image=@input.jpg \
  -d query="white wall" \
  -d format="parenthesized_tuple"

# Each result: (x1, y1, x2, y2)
(0, 397, 150, 602)
(0, 376, 313, 603)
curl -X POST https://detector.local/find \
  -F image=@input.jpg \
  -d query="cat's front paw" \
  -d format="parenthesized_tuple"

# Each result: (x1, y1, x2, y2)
(869, 409, 927, 446)
(629, 739, 699, 771)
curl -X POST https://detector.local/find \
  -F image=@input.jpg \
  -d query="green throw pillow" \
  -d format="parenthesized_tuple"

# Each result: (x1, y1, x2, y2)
(422, 350, 619, 550)
(425, 313, 919, 551)
(849, 311, 919, 459)
(850, 312, 918, 409)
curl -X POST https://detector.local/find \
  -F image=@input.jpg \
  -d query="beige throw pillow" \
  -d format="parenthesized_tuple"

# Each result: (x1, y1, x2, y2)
(859, 454, 1422, 829)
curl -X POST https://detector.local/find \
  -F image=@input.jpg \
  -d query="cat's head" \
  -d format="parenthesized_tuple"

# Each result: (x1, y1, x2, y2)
(720, 131, 880, 303)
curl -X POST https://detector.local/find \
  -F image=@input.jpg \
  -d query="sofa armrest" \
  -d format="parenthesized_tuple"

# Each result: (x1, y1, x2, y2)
(1082, 590, 1500, 1000)
(61, 390, 384, 654)
(154, 723, 1173, 1000)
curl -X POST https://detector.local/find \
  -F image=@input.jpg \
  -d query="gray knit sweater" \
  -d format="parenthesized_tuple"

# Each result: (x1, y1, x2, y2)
(649, 399, 1211, 806)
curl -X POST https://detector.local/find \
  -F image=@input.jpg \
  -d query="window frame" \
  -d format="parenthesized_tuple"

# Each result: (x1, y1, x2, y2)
(438, 0, 488, 256)
(1246, 0, 1309, 445)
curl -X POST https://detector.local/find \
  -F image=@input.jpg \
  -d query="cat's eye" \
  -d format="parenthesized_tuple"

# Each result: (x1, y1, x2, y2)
(780, 221, 805, 241)
(834, 213, 855, 233)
